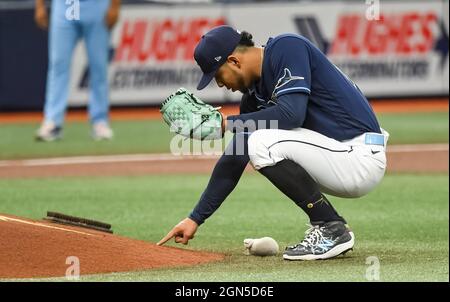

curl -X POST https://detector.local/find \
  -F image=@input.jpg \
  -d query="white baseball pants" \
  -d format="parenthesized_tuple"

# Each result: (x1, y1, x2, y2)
(247, 128, 389, 198)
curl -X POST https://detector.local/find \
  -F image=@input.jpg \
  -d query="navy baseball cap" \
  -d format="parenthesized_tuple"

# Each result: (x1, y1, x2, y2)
(194, 25, 241, 90)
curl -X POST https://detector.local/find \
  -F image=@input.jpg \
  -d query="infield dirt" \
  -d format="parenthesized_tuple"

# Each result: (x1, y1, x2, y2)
(0, 214, 225, 279)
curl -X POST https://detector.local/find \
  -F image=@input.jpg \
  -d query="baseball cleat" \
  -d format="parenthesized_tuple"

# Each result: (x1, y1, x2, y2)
(35, 121, 62, 142)
(283, 221, 354, 261)
(92, 121, 114, 141)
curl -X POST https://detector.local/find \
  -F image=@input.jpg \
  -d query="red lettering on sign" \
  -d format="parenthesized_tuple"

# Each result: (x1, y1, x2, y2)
(115, 20, 147, 61)
(330, 11, 438, 57)
(114, 17, 226, 63)
(331, 15, 361, 55)
(418, 12, 437, 54)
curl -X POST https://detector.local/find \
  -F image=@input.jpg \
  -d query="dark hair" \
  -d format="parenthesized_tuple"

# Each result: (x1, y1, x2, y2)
(237, 31, 255, 48)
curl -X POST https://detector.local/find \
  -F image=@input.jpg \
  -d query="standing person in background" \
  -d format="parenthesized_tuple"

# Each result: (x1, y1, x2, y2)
(34, 0, 121, 141)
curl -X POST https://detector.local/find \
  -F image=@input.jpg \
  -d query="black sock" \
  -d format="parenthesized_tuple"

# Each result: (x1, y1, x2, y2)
(258, 159, 346, 224)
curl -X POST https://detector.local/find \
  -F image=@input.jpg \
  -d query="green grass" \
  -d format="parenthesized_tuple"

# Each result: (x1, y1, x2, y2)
(1, 173, 448, 282)
(0, 111, 448, 159)
(0, 120, 172, 160)
(377, 112, 449, 144)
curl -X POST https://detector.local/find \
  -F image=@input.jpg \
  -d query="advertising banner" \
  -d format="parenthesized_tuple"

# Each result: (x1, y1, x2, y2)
(227, 1, 449, 99)
(68, 1, 449, 106)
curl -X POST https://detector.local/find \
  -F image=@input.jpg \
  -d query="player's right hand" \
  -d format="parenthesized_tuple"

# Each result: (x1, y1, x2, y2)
(157, 217, 198, 246)
(34, 5, 48, 30)
(104, 5, 120, 29)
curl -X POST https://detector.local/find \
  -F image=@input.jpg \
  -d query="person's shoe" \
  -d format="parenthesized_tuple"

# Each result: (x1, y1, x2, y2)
(35, 121, 62, 142)
(283, 221, 354, 261)
(92, 121, 113, 141)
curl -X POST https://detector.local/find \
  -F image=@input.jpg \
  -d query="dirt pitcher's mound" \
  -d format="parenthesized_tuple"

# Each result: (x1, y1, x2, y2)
(0, 214, 225, 279)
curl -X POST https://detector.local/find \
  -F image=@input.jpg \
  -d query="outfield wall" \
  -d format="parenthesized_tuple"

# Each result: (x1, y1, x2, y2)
(0, 1, 448, 110)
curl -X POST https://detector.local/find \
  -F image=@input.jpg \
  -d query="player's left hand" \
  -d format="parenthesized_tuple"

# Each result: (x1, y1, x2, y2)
(105, 6, 119, 29)
(160, 88, 224, 140)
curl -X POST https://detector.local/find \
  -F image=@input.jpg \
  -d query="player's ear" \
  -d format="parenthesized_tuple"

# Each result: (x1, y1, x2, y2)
(227, 55, 241, 68)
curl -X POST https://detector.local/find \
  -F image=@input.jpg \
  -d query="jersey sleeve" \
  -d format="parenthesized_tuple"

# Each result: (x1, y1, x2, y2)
(226, 92, 308, 132)
(270, 37, 312, 98)
(188, 133, 250, 225)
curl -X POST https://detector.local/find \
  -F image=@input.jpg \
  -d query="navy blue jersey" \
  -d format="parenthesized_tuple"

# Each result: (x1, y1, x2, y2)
(250, 34, 381, 141)
(189, 33, 383, 226)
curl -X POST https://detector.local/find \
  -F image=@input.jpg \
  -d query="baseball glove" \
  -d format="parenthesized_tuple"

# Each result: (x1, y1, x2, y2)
(160, 88, 224, 140)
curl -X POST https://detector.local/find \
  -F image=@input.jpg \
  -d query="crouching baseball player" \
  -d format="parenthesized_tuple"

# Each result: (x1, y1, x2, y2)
(158, 25, 389, 260)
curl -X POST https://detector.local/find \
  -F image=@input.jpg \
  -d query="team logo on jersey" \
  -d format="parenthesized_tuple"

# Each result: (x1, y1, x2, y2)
(270, 68, 305, 102)
(274, 68, 305, 92)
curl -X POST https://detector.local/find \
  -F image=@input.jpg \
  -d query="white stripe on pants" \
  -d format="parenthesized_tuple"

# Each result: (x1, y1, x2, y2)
(247, 128, 388, 198)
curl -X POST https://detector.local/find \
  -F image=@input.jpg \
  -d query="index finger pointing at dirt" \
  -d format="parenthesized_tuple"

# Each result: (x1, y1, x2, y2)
(157, 229, 176, 246)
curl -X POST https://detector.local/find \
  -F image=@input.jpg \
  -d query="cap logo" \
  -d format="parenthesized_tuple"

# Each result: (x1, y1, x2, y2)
(214, 56, 222, 62)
